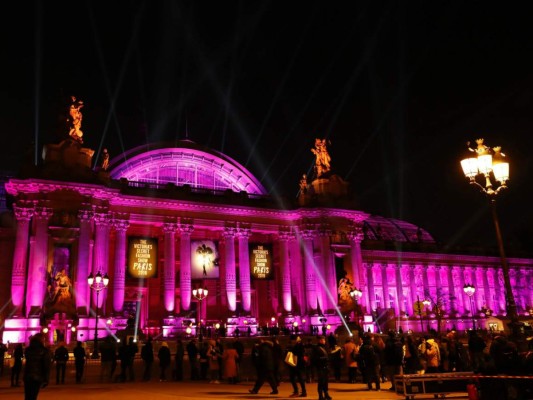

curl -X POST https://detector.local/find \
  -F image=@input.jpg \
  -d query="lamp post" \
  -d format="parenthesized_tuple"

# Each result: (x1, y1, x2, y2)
(463, 283, 476, 330)
(192, 287, 208, 337)
(422, 299, 431, 331)
(460, 139, 524, 343)
(350, 287, 363, 327)
(88, 271, 109, 359)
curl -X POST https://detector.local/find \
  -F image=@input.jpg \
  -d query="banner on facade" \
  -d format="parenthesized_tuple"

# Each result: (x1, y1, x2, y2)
(191, 240, 220, 279)
(250, 243, 274, 280)
(127, 237, 158, 278)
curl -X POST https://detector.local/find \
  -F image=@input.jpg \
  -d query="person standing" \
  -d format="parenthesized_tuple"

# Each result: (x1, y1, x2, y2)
(233, 338, 244, 382)
(24, 333, 51, 400)
(73, 341, 86, 383)
(0, 340, 7, 376)
(158, 342, 171, 381)
(343, 337, 357, 383)
(207, 340, 221, 384)
(312, 336, 331, 400)
(222, 342, 239, 384)
(141, 337, 154, 381)
(174, 339, 185, 381)
(11, 343, 24, 387)
(286, 335, 307, 398)
(53, 342, 69, 384)
(329, 342, 343, 383)
(359, 335, 381, 391)
(186, 339, 199, 380)
(99, 336, 116, 382)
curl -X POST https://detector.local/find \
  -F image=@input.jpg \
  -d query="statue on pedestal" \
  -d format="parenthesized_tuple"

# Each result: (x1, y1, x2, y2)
(68, 96, 84, 143)
(311, 138, 331, 178)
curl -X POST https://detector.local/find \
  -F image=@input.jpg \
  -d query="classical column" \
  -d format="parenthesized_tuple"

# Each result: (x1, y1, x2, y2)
(112, 217, 130, 314)
(300, 227, 317, 311)
(408, 265, 417, 315)
(458, 266, 468, 314)
(278, 230, 292, 314)
(289, 234, 305, 315)
(179, 221, 194, 312)
(347, 226, 364, 297)
(237, 225, 252, 313)
(27, 207, 53, 314)
(445, 265, 457, 314)
(365, 264, 375, 310)
(76, 209, 93, 314)
(380, 264, 389, 309)
(394, 264, 403, 315)
(11, 205, 34, 314)
(318, 225, 336, 312)
(223, 226, 237, 312)
(482, 266, 492, 311)
(93, 211, 111, 308)
(422, 264, 430, 298)
(434, 265, 442, 299)
(452, 266, 465, 313)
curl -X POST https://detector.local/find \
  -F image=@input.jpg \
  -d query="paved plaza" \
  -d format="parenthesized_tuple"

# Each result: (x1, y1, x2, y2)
(0, 379, 469, 400)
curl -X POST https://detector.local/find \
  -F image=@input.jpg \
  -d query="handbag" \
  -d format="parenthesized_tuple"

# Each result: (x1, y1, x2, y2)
(284, 351, 298, 367)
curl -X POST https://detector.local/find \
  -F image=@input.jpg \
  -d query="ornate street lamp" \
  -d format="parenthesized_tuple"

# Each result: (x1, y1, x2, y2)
(463, 284, 476, 330)
(350, 287, 363, 327)
(192, 287, 208, 336)
(88, 271, 110, 358)
(460, 139, 523, 343)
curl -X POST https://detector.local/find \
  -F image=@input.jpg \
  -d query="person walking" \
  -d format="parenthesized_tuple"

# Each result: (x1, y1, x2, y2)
(312, 336, 332, 400)
(329, 342, 343, 383)
(53, 341, 68, 384)
(286, 335, 307, 398)
(158, 342, 171, 381)
(11, 343, 24, 387)
(73, 341, 86, 383)
(249, 339, 278, 395)
(383, 331, 404, 391)
(99, 336, 116, 382)
(141, 337, 154, 381)
(23, 333, 51, 400)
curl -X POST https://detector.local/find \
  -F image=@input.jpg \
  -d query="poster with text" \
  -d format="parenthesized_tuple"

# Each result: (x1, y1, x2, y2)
(191, 240, 220, 279)
(250, 243, 274, 280)
(127, 237, 158, 278)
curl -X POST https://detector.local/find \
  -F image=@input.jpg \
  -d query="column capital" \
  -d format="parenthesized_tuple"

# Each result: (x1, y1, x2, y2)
(94, 212, 111, 227)
(77, 209, 94, 222)
(278, 230, 293, 241)
(223, 226, 236, 238)
(236, 227, 251, 239)
(299, 224, 315, 240)
(162, 221, 178, 233)
(33, 206, 53, 220)
(114, 218, 130, 233)
(13, 204, 34, 221)
(347, 226, 364, 242)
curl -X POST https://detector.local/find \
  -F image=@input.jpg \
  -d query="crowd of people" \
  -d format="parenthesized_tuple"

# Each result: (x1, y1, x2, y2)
(1, 329, 532, 400)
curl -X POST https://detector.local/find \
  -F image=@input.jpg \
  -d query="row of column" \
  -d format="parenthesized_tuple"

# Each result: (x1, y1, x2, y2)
(10, 202, 366, 320)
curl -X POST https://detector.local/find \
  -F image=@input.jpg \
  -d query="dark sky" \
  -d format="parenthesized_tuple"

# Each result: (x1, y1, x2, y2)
(2, 1, 533, 251)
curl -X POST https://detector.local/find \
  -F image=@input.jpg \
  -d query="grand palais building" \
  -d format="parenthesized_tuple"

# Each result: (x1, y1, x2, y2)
(1, 132, 532, 345)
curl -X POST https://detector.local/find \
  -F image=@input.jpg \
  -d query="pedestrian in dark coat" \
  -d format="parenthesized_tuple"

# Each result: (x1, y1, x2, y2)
(73, 341, 86, 383)
(11, 343, 24, 387)
(53, 342, 69, 384)
(286, 335, 307, 397)
(24, 333, 51, 400)
(312, 336, 331, 400)
(158, 342, 171, 381)
(186, 339, 199, 380)
(141, 338, 154, 381)
(359, 335, 381, 391)
(249, 339, 278, 395)
(174, 339, 184, 381)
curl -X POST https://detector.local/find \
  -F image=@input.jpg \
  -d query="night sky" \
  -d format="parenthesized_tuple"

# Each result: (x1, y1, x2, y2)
(2, 1, 533, 252)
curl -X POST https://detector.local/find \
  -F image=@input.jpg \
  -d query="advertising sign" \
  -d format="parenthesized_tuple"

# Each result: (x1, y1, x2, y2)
(191, 240, 220, 279)
(127, 237, 158, 278)
(250, 243, 274, 280)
